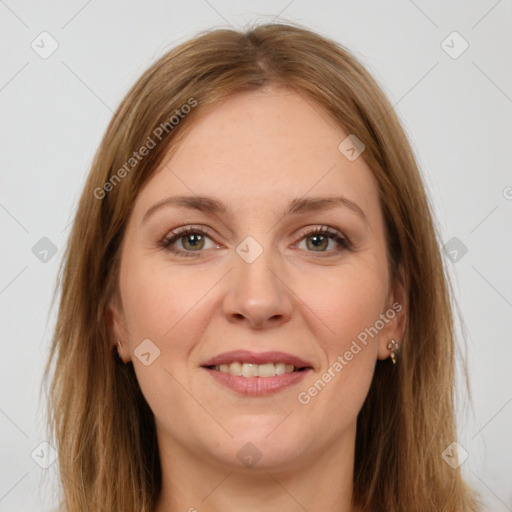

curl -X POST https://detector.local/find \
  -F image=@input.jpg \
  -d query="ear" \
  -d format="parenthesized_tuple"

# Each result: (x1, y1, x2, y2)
(105, 291, 131, 363)
(377, 263, 408, 361)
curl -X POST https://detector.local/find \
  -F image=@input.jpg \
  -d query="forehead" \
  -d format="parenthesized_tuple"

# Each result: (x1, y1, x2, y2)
(131, 88, 381, 224)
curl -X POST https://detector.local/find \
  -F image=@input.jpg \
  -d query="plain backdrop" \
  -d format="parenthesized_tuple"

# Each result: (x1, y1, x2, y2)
(1, 1, 511, 510)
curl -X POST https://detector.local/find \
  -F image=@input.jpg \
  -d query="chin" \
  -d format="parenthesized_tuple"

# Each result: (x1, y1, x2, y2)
(210, 441, 306, 473)
(205, 422, 312, 472)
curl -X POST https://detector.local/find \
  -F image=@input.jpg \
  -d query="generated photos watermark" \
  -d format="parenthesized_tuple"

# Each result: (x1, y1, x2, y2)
(297, 301, 403, 405)
(94, 97, 198, 200)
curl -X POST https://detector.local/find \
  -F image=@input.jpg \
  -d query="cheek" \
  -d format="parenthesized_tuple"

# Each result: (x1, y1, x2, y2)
(291, 259, 386, 413)
(298, 260, 388, 351)
(294, 261, 387, 425)
(118, 256, 208, 422)
(120, 255, 205, 342)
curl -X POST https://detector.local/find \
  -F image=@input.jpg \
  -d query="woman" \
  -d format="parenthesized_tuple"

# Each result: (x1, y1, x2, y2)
(42, 21, 481, 511)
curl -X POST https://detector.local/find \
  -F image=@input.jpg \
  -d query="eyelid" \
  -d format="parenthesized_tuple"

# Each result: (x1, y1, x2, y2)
(161, 225, 217, 249)
(294, 225, 349, 243)
(160, 224, 352, 256)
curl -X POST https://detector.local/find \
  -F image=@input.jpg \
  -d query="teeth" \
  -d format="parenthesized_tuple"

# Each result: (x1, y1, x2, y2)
(212, 362, 298, 377)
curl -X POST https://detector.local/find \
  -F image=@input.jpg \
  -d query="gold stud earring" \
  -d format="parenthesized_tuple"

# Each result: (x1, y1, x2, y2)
(387, 339, 399, 365)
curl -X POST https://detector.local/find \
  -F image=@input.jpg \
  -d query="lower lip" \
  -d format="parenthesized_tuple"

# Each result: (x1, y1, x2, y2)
(203, 367, 311, 396)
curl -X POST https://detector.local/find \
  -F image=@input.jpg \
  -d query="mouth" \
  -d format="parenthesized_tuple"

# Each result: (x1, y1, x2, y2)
(205, 361, 308, 377)
(201, 350, 313, 396)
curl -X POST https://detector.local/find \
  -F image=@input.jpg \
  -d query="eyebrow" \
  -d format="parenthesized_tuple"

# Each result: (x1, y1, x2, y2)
(142, 194, 368, 224)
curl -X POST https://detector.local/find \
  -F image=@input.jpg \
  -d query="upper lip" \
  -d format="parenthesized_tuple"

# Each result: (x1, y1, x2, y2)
(201, 350, 313, 369)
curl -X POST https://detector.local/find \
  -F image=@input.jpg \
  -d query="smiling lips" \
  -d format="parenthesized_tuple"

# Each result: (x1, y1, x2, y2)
(201, 350, 313, 396)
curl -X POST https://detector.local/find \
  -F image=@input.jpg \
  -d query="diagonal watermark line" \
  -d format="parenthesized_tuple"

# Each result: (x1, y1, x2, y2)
(0, 265, 28, 295)
(472, 61, 512, 105)
(0, 203, 29, 233)
(266, 163, 337, 234)
(471, 471, 512, 511)
(378, 62, 439, 122)
(161, 366, 234, 438)
(157, 162, 338, 340)
(471, 396, 512, 439)
(266, 471, 310, 511)
(469, 205, 499, 233)
(265, 266, 336, 335)
(166, 163, 233, 235)
(0, 62, 29, 92)
(201, 0, 233, 26)
(60, 466, 109, 512)
(60, 216, 75, 233)
(401, 396, 442, 462)
(471, 266, 512, 309)
(0, 472, 29, 502)
(163, 267, 233, 337)
(201, 471, 233, 502)
(0, 0, 29, 28)
(471, 0, 502, 30)
(407, 0, 439, 28)
(0, 408, 29, 438)
(265, 410, 294, 438)
(61, 0, 93, 29)
(61, 61, 115, 114)
(164, 158, 336, 266)
(270, 0, 294, 22)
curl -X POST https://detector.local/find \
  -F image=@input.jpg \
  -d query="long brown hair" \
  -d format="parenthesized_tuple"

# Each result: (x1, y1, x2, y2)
(41, 21, 481, 511)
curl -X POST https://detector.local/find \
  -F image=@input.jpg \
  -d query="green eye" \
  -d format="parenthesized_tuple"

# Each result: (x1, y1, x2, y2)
(161, 225, 351, 258)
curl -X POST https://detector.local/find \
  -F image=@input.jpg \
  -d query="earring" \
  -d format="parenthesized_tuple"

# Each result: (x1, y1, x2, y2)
(387, 339, 399, 365)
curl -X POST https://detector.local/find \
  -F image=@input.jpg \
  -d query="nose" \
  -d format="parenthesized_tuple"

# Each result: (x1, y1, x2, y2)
(222, 241, 293, 330)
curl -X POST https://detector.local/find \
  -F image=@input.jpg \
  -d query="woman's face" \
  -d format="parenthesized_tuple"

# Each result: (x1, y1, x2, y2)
(108, 87, 406, 472)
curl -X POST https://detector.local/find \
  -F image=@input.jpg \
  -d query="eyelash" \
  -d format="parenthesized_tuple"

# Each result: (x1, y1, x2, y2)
(160, 225, 352, 258)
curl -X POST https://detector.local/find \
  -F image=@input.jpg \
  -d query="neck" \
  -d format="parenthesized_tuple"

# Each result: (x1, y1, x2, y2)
(155, 423, 358, 512)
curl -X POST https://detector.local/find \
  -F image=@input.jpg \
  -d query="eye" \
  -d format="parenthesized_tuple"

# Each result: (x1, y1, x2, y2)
(294, 226, 351, 255)
(160, 225, 351, 257)
(160, 226, 218, 257)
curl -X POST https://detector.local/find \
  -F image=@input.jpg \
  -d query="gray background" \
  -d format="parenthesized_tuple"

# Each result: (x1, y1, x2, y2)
(1, 0, 511, 510)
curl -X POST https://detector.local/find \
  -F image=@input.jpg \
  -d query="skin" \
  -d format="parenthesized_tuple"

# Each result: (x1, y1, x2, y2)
(107, 86, 407, 512)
